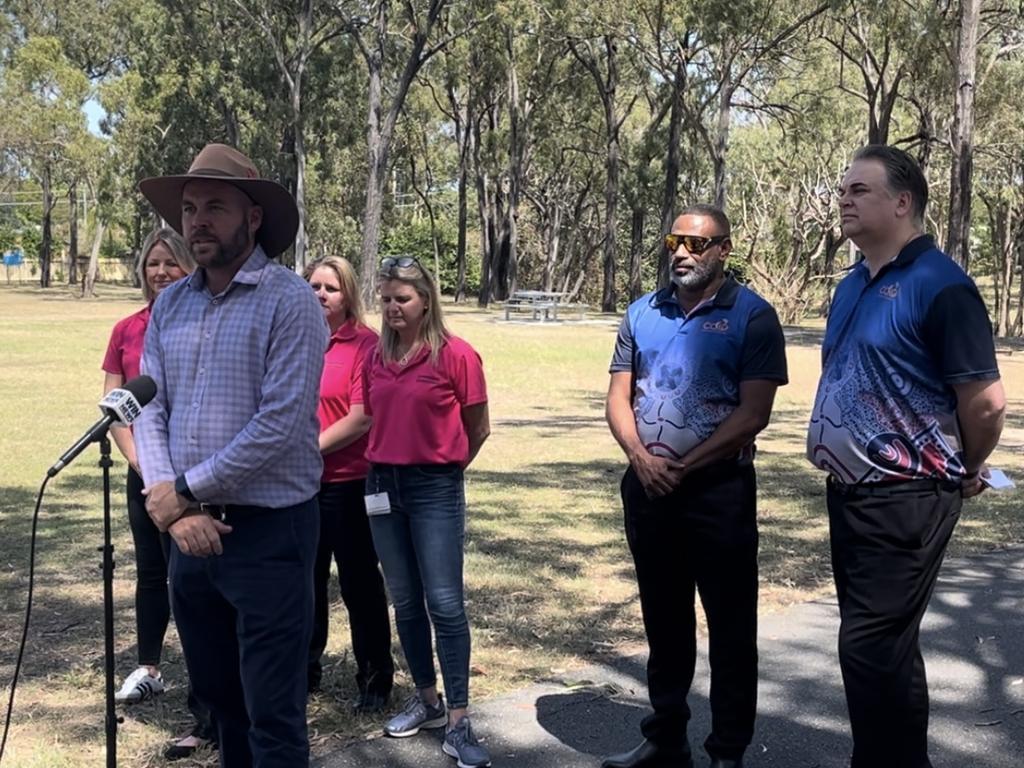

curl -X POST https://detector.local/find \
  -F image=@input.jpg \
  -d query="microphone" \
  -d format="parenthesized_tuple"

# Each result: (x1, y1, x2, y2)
(47, 375, 158, 478)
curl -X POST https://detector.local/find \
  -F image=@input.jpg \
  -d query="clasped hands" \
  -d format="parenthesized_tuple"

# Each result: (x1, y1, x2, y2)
(142, 480, 233, 557)
(632, 451, 688, 499)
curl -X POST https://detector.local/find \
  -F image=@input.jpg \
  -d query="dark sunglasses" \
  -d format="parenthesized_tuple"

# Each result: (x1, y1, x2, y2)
(664, 233, 728, 255)
(379, 256, 423, 274)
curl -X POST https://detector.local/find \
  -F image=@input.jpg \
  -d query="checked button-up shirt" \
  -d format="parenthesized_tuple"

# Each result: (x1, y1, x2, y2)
(136, 246, 328, 508)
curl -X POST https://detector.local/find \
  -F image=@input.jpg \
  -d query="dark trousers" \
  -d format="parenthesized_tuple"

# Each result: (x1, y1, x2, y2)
(169, 498, 318, 768)
(126, 467, 214, 740)
(828, 479, 961, 768)
(126, 467, 171, 665)
(622, 462, 758, 761)
(308, 478, 394, 694)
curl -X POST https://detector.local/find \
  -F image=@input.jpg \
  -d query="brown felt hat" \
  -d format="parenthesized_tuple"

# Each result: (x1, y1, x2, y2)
(138, 143, 298, 258)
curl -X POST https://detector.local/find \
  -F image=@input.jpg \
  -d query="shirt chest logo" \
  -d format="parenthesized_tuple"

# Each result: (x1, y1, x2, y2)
(701, 318, 730, 333)
(879, 282, 900, 300)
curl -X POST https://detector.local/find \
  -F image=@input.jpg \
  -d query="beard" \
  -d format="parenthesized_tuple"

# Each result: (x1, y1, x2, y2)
(670, 255, 721, 290)
(189, 218, 252, 269)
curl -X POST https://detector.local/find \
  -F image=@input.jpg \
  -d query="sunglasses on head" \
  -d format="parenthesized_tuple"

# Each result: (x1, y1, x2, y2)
(664, 233, 728, 255)
(379, 256, 423, 274)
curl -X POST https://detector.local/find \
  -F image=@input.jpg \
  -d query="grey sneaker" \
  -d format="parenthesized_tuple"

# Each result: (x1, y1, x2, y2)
(383, 693, 447, 737)
(443, 716, 492, 768)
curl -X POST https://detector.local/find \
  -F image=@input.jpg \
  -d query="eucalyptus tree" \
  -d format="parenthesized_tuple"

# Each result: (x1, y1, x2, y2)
(339, 0, 463, 301)
(0, 36, 90, 287)
(225, 0, 354, 271)
(567, 18, 638, 310)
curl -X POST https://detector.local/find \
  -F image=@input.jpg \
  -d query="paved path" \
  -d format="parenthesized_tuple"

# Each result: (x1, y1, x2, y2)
(316, 548, 1024, 768)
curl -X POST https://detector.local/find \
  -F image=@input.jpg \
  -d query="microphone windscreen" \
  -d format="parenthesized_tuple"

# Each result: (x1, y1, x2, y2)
(121, 375, 157, 407)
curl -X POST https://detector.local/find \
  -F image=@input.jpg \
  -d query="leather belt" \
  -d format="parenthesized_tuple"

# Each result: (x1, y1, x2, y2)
(826, 476, 960, 496)
(198, 503, 278, 522)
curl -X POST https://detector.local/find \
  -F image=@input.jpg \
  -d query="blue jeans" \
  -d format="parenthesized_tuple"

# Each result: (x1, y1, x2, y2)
(367, 463, 471, 709)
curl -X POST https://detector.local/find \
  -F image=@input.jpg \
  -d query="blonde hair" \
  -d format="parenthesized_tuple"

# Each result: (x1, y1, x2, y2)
(303, 255, 365, 326)
(138, 228, 195, 302)
(377, 259, 449, 364)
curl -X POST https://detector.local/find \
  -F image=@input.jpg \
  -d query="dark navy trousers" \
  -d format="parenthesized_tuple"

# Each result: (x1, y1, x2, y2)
(169, 498, 318, 768)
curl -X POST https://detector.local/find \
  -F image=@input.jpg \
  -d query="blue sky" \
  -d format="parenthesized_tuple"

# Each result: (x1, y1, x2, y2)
(84, 98, 105, 136)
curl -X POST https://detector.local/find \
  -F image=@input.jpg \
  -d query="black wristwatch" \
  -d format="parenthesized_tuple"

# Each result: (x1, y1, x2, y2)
(174, 474, 197, 503)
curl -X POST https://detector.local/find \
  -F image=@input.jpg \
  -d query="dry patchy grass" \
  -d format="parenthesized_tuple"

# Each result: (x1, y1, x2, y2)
(0, 284, 1021, 765)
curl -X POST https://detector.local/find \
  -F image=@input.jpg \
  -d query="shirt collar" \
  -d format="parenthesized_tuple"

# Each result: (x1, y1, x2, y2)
(330, 317, 359, 342)
(850, 233, 934, 276)
(186, 245, 270, 294)
(651, 276, 741, 310)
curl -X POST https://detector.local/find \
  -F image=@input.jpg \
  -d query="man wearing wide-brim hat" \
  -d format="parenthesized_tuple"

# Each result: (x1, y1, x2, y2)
(135, 143, 328, 768)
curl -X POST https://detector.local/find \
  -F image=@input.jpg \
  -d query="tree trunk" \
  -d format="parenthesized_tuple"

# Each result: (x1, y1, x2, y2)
(713, 83, 734, 210)
(292, 85, 309, 271)
(946, 0, 980, 270)
(357, 0, 448, 301)
(82, 220, 106, 297)
(658, 66, 685, 288)
(473, 112, 493, 307)
(453, 95, 470, 302)
(39, 163, 53, 288)
(358, 2, 389, 304)
(628, 206, 645, 302)
(600, 36, 619, 312)
(68, 181, 79, 285)
(504, 30, 522, 300)
(132, 201, 143, 289)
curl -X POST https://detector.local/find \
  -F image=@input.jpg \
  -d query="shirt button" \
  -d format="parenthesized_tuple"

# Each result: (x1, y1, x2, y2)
(199, 368, 205, 375)
(204, 332, 212, 339)
(189, 436, 197, 443)
(212, 298, 220, 305)
(192, 402, 199, 408)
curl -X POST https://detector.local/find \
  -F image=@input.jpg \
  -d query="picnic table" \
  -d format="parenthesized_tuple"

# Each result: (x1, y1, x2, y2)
(503, 290, 566, 321)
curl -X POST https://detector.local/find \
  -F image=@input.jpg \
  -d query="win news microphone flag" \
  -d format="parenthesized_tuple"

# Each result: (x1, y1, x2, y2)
(48, 375, 157, 478)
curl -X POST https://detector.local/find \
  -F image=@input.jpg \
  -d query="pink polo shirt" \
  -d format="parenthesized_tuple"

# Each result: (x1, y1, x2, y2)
(319, 320, 378, 483)
(364, 335, 487, 466)
(102, 305, 151, 380)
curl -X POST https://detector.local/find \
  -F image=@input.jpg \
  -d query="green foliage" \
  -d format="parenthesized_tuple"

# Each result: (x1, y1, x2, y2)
(2, 0, 1024, 326)
(381, 216, 481, 296)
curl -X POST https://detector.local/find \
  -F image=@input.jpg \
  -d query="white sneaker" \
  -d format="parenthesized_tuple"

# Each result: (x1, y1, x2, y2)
(114, 666, 164, 703)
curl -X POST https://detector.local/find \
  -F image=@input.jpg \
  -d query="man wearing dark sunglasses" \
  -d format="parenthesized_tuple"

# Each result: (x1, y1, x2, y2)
(605, 205, 788, 768)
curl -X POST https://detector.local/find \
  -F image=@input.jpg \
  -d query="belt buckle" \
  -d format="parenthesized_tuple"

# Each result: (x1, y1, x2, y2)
(200, 503, 228, 522)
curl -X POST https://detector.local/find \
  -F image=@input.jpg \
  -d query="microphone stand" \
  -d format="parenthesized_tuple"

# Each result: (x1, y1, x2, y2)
(98, 434, 121, 767)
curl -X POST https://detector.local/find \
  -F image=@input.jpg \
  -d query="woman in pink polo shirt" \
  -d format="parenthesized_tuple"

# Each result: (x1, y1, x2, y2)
(365, 256, 492, 768)
(303, 255, 394, 710)
(102, 228, 215, 760)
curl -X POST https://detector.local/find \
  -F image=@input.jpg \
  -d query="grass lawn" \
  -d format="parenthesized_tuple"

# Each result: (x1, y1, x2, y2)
(1, 283, 1022, 766)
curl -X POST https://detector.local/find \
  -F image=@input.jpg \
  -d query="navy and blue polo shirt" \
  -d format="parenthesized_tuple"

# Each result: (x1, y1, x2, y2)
(610, 278, 788, 461)
(807, 234, 999, 484)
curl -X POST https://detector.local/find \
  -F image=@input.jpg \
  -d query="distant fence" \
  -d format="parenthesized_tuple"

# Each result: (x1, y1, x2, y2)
(1, 254, 138, 286)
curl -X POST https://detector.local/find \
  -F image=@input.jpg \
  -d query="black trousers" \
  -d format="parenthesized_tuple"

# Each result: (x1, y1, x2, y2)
(126, 467, 215, 741)
(308, 478, 394, 694)
(622, 462, 758, 761)
(827, 478, 961, 768)
(170, 499, 318, 768)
